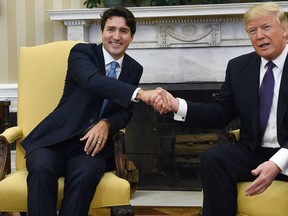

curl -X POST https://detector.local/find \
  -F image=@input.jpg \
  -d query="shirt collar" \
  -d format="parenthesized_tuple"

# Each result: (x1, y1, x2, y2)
(261, 44, 288, 70)
(102, 46, 124, 69)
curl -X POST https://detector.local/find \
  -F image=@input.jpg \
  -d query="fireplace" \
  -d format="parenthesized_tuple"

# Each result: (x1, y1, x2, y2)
(125, 82, 239, 190)
(45, 3, 287, 191)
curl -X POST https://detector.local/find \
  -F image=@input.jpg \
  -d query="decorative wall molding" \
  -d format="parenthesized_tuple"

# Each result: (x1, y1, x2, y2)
(47, 2, 288, 20)
(158, 23, 220, 47)
(46, 2, 288, 44)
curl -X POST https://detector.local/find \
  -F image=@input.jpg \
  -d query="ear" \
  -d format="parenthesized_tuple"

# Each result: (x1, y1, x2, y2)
(282, 24, 288, 38)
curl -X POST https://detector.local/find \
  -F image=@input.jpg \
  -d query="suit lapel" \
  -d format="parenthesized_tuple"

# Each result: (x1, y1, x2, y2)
(96, 44, 110, 118)
(100, 53, 130, 116)
(118, 54, 130, 82)
(245, 54, 261, 134)
(96, 44, 106, 75)
(277, 54, 288, 127)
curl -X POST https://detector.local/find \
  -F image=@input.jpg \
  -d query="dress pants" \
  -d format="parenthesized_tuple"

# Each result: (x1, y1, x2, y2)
(26, 136, 107, 216)
(200, 144, 288, 216)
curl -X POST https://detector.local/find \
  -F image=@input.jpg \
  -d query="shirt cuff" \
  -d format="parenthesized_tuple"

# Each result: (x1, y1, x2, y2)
(173, 98, 187, 122)
(269, 148, 288, 176)
(131, 87, 141, 102)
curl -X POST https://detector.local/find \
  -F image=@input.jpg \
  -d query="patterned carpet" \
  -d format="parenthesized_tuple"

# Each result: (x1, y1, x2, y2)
(134, 206, 201, 216)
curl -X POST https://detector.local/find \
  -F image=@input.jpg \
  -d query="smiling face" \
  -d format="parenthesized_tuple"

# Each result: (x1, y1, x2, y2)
(247, 13, 288, 61)
(101, 16, 133, 60)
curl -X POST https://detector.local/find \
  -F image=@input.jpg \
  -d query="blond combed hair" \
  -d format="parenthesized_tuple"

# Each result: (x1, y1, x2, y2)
(243, 2, 288, 31)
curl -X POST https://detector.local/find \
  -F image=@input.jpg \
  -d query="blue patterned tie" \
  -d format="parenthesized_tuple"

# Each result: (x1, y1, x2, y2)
(99, 61, 118, 118)
(107, 61, 118, 79)
(259, 61, 275, 138)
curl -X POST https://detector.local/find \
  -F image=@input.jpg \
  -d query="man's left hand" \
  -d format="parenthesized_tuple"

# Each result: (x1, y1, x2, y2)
(80, 120, 110, 156)
(245, 160, 281, 196)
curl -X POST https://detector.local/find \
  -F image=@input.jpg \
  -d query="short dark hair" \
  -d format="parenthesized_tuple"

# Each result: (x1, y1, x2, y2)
(100, 6, 136, 36)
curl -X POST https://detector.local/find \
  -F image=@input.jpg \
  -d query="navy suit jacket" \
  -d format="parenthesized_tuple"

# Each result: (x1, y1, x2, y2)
(182, 51, 288, 154)
(21, 43, 143, 157)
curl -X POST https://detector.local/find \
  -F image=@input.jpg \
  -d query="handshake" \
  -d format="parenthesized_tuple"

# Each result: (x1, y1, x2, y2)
(136, 87, 179, 114)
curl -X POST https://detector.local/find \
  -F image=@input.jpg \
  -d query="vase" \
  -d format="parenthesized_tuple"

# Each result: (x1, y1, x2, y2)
(104, 0, 124, 7)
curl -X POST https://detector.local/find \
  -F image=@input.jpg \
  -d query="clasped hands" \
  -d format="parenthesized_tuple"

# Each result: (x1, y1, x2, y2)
(136, 87, 179, 114)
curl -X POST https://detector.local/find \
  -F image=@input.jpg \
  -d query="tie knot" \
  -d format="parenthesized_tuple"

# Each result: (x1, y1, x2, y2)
(110, 61, 118, 71)
(107, 61, 118, 79)
(266, 61, 276, 70)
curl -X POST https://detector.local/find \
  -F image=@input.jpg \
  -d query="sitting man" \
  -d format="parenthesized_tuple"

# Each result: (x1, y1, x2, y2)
(21, 6, 169, 216)
(151, 2, 288, 216)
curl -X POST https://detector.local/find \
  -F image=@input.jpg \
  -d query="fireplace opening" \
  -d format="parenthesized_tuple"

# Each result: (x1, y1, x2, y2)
(125, 83, 239, 191)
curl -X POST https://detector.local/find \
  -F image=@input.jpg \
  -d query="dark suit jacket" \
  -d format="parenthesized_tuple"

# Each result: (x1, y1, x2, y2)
(182, 51, 288, 154)
(21, 43, 143, 157)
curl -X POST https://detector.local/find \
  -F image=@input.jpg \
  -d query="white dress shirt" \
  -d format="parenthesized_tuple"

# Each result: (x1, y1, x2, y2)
(102, 47, 140, 102)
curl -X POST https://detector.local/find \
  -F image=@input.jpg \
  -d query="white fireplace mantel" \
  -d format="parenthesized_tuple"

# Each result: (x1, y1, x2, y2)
(46, 2, 288, 84)
(47, 2, 288, 21)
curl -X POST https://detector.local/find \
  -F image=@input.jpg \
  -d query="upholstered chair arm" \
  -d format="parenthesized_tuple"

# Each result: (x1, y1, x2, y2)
(113, 129, 139, 195)
(227, 129, 240, 145)
(0, 126, 23, 144)
(0, 126, 23, 180)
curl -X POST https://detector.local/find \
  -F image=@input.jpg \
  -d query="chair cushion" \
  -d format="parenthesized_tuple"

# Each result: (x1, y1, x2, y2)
(237, 181, 288, 216)
(0, 169, 130, 211)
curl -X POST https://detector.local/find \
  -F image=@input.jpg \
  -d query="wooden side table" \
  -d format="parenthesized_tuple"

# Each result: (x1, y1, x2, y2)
(0, 100, 11, 133)
(0, 100, 11, 175)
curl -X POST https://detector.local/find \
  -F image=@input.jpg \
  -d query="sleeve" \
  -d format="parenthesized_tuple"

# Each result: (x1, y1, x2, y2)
(270, 148, 288, 176)
(173, 98, 188, 122)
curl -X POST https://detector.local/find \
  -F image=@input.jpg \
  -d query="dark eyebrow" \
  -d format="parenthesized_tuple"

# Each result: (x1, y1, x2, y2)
(120, 27, 130, 31)
(106, 25, 116, 29)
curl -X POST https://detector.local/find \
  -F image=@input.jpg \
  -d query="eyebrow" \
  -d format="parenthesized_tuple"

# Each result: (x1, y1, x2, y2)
(105, 25, 130, 31)
(119, 27, 130, 31)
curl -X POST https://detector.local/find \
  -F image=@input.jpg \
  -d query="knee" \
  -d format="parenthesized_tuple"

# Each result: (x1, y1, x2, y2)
(27, 159, 60, 182)
(79, 166, 105, 184)
(201, 146, 225, 168)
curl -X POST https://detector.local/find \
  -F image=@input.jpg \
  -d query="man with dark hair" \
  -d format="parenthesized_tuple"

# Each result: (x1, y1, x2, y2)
(22, 6, 169, 216)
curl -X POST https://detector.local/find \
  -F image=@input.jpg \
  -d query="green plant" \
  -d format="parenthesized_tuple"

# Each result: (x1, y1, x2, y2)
(83, 0, 101, 8)
(131, 0, 144, 6)
(150, 0, 177, 6)
(150, 0, 195, 6)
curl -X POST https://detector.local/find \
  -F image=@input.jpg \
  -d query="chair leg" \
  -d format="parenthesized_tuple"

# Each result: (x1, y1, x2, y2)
(111, 205, 134, 216)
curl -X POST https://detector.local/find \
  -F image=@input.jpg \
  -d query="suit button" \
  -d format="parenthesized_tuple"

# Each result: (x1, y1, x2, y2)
(90, 119, 94, 123)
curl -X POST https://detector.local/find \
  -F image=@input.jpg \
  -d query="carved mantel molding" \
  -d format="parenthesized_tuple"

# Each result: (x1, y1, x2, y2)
(47, 2, 288, 20)
(47, 2, 288, 45)
(46, 2, 288, 84)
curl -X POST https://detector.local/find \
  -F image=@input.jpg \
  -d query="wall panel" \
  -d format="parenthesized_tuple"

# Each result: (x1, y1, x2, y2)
(0, 0, 84, 84)
(0, 0, 9, 84)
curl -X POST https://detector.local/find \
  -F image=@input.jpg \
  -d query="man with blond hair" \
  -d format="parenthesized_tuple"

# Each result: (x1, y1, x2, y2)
(151, 2, 288, 215)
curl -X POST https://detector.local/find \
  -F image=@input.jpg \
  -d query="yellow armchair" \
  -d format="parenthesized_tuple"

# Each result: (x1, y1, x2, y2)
(228, 130, 288, 216)
(0, 41, 137, 216)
